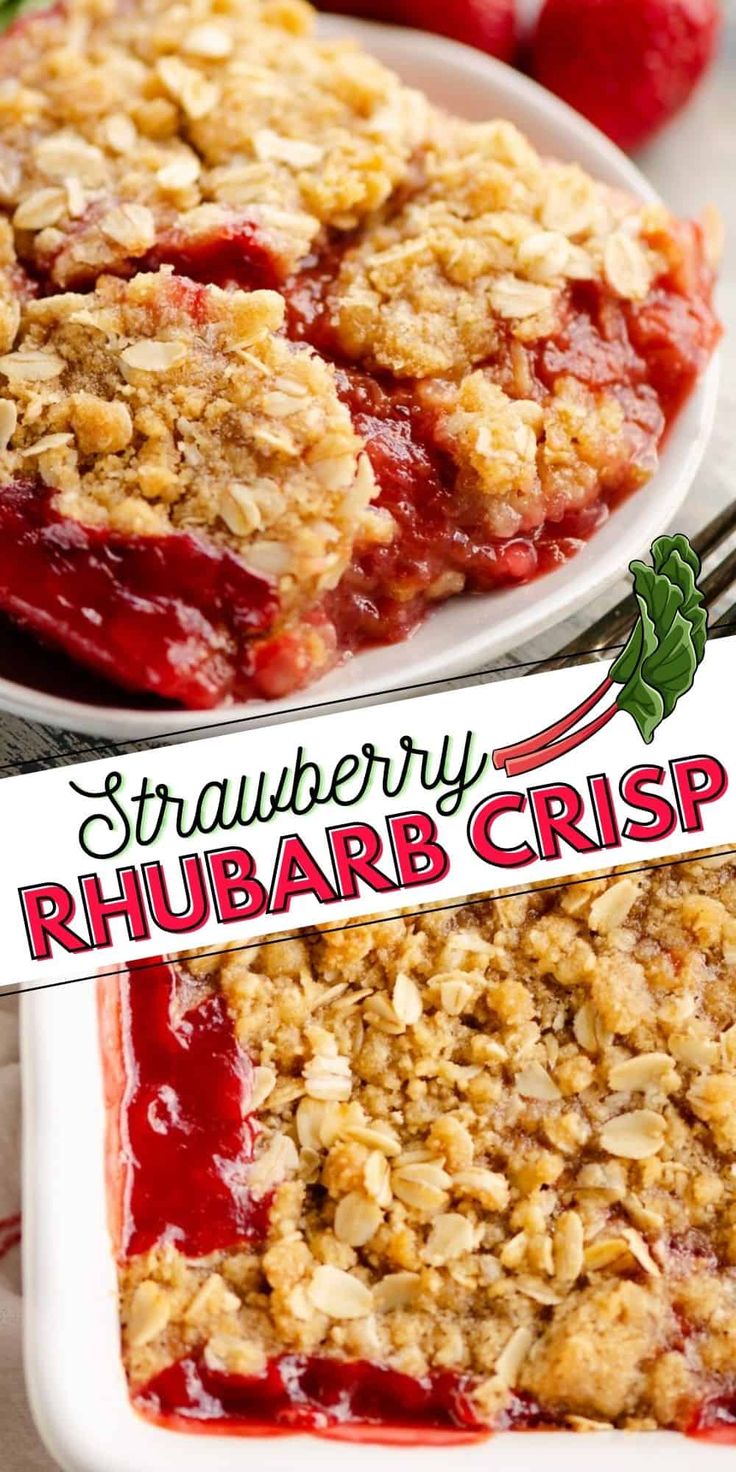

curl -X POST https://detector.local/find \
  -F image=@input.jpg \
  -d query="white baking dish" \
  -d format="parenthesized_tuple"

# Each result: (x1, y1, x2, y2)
(21, 980, 735, 1470)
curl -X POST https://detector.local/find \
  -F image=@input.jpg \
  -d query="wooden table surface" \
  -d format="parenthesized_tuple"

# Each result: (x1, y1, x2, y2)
(0, 29, 733, 778)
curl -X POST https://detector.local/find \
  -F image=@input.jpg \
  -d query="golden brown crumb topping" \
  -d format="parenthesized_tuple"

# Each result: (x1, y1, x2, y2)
(120, 855, 736, 1431)
(331, 119, 669, 380)
(0, 269, 377, 607)
(323, 118, 687, 534)
(0, 0, 429, 285)
(421, 370, 657, 537)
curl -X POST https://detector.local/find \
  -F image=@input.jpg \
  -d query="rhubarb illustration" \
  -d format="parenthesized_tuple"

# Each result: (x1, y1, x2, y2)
(493, 534, 708, 778)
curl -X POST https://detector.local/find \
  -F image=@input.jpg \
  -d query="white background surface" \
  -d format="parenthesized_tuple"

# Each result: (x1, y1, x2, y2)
(3, 8, 736, 1469)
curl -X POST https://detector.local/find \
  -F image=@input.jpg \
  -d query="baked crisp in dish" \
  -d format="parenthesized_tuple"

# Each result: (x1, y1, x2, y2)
(104, 855, 736, 1438)
(0, 0, 721, 704)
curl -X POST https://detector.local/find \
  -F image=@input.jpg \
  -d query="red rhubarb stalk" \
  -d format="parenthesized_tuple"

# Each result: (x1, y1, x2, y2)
(492, 675, 613, 771)
(503, 700, 618, 777)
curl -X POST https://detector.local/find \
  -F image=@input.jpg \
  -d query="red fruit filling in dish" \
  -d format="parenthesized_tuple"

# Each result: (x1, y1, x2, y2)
(105, 858, 736, 1443)
(148, 222, 284, 294)
(324, 366, 611, 651)
(137, 1353, 489, 1442)
(106, 963, 529, 1440)
(118, 962, 267, 1258)
(689, 1398, 736, 1443)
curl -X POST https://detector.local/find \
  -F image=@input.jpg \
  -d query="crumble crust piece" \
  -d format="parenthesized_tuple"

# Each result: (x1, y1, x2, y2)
(327, 120, 687, 534)
(119, 855, 736, 1431)
(0, 0, 429, 286)
(0, 268, 377, 608)
(331, 119, 670, 379)
(419, 370, 659, 538)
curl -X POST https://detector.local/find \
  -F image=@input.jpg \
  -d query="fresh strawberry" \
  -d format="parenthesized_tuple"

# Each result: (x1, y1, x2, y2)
(316, 0, 399, 18)
(531, 0, 721, 152)
(315, 0, 518, 64)
(398, 0, 517, 60)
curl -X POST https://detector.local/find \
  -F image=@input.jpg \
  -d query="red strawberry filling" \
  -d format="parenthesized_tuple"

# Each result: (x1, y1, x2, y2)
(688, 1397, 736, 1442)
(119, 961, 268, 1257)
(0, 480, 278, 709)
(136, 1352, 488, 1441)
(326, 367, 611, 651)
(147, 221, 285, 294)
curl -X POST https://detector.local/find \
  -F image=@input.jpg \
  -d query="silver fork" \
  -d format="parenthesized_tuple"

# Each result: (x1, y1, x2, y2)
(533, 502, 736, 675)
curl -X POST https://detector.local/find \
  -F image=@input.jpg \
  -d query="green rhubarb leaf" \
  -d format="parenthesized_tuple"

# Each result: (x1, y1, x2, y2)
(652, 532, 700, 584)
(608, 562, 677, 691)
(613, 583, 665, 742)
(616, 669, 665, 745)
(651, 534, 708, 668)
(644, 607, 699, 719)
(608, 614, 644, 690)
(610, 535, 707, 743)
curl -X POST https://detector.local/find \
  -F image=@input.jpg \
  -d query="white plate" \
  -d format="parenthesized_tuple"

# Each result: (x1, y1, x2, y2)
(21, 978, 735, 1471)
(0, 17, 720, 741)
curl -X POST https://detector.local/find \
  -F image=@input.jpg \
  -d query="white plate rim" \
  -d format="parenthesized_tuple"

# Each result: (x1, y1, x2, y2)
(0, 17, 721, 741)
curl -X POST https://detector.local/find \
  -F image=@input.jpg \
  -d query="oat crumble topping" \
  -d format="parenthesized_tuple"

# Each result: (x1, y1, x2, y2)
(116, 855, 736, 1432)
(0, 268, 377, 607)
(421, 369, 657, 538)
(330, 120, 667, 379)
(327, 120, 683, 535)
(0, 0, 429, 286)
(0, 218, 24, 354)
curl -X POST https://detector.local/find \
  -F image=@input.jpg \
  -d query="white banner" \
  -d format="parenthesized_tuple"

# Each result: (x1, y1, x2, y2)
(3, 635, 734, 994)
